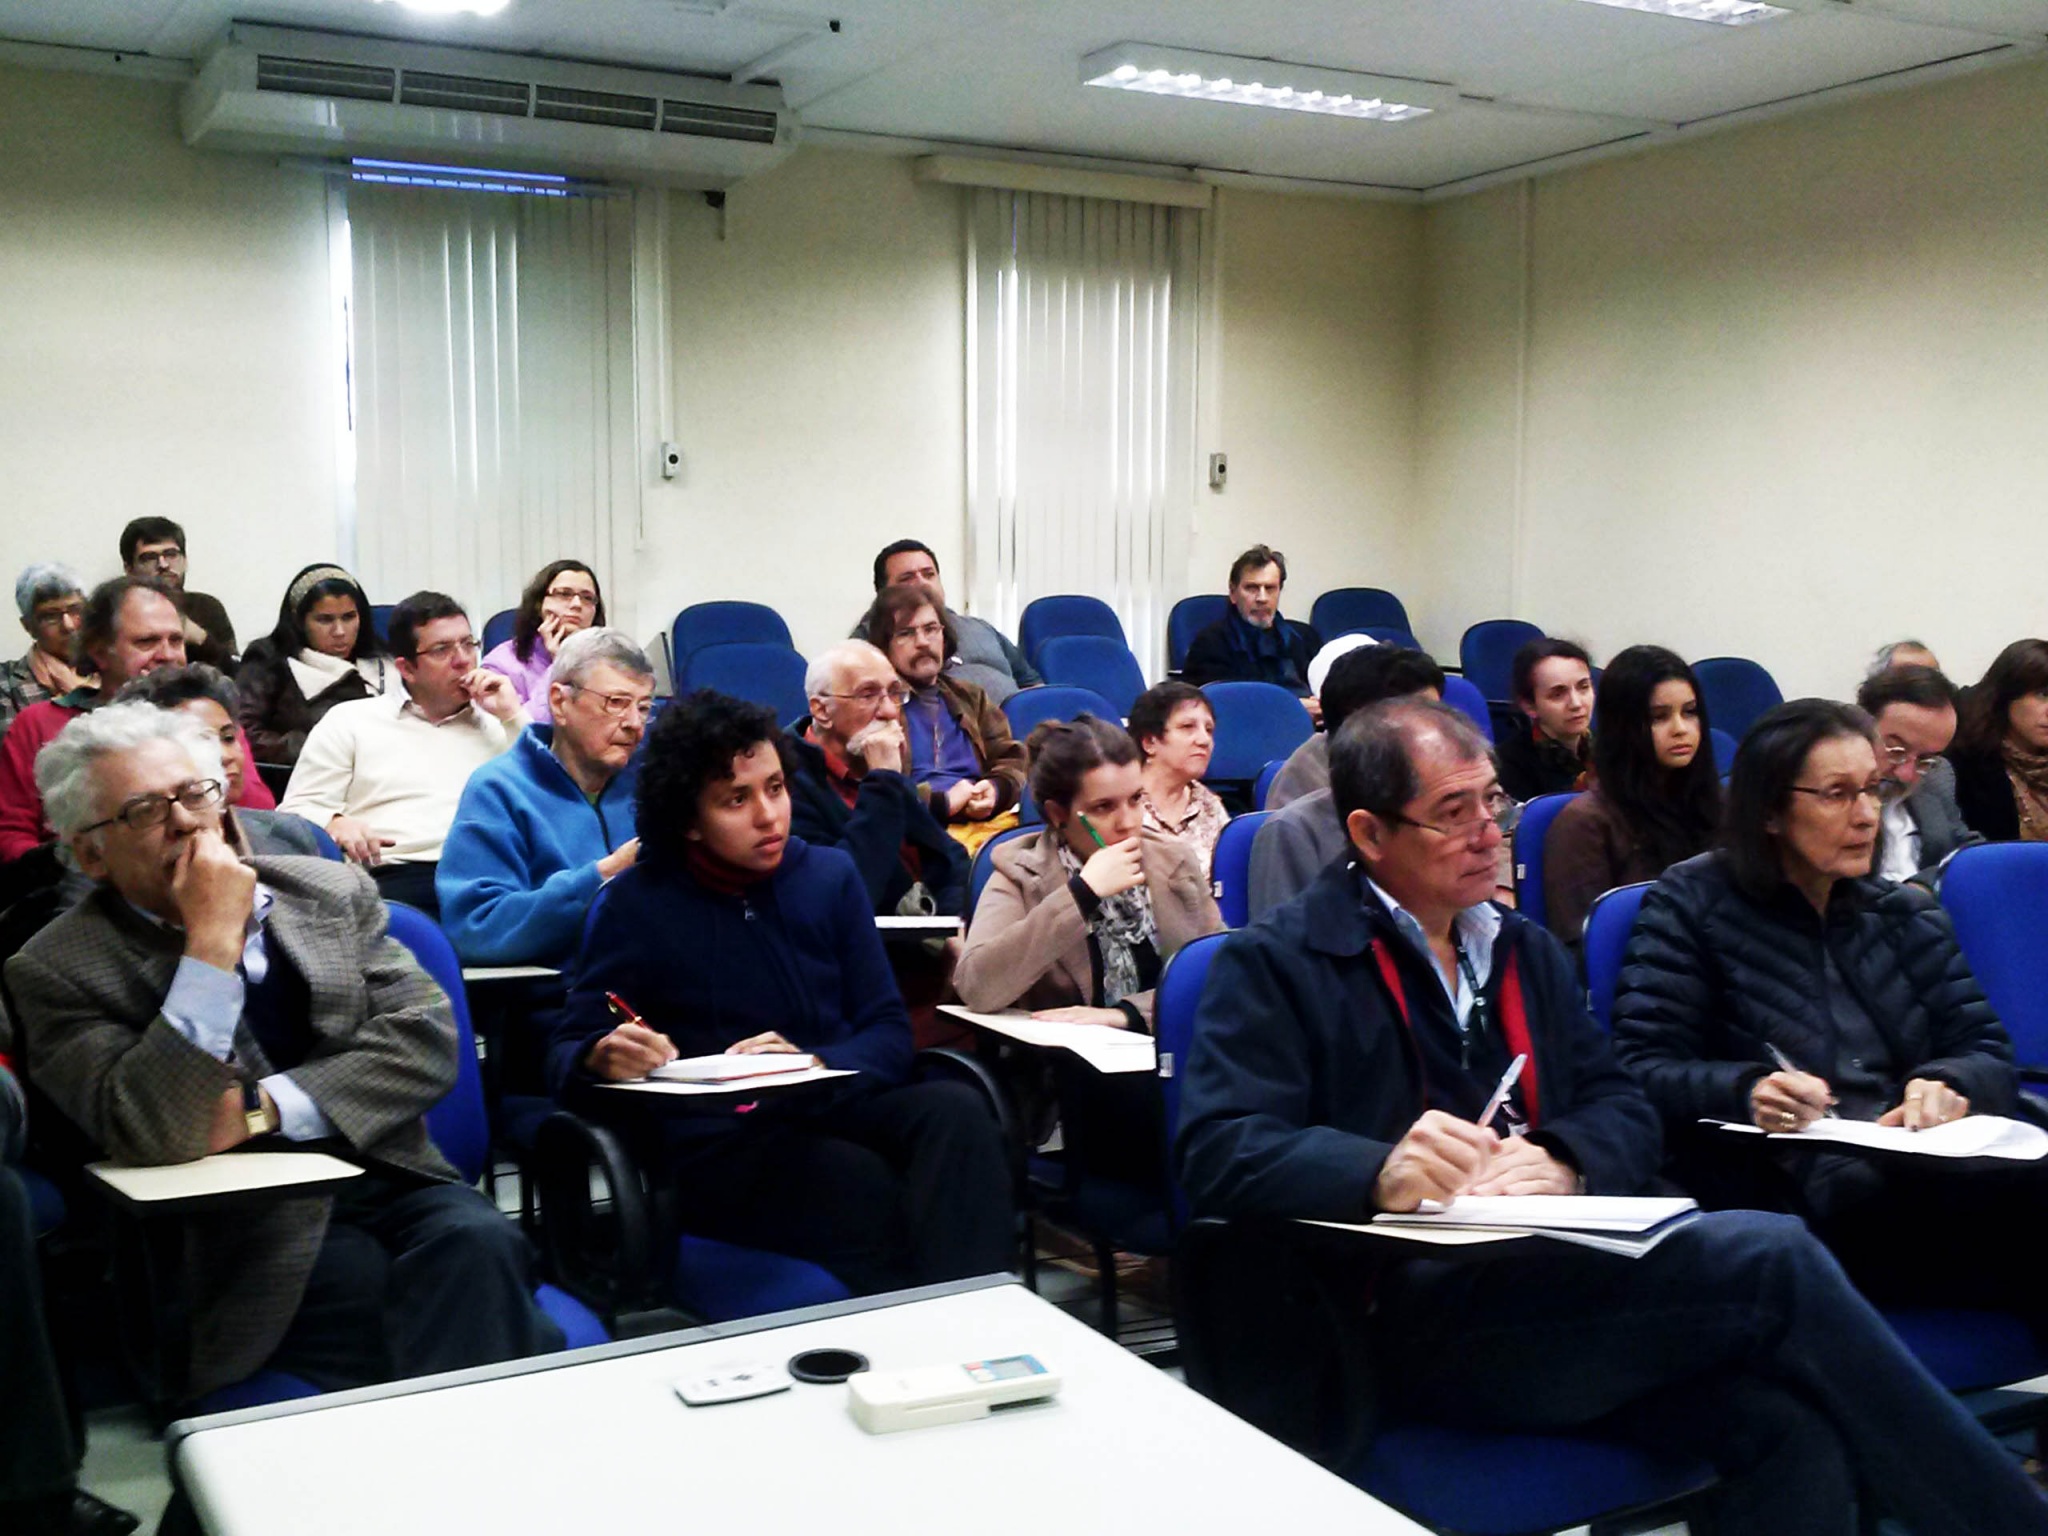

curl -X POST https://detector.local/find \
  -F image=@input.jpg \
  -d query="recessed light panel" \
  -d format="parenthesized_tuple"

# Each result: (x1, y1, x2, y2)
(1082, 45, 1448, 124)
(369, 0, 512, 17)
(1572, 0, 1788, 21)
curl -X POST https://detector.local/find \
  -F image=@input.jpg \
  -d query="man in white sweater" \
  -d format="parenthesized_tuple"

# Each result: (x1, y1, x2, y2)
(280, 591, 522, 915)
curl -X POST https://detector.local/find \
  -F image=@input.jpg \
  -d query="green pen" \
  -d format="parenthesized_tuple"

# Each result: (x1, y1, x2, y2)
(1077, 813, 1108, 849)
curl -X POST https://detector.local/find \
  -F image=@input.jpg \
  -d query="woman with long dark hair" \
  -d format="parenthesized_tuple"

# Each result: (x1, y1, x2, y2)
(234, 563, 391, 769)
(482, 559, 605, 724)
(1947, 638, 2048, 841)
(1542, 645, 1722, 950)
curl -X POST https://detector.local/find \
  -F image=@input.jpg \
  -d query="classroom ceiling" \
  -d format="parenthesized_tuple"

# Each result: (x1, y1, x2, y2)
(4, 0, 2045, 195)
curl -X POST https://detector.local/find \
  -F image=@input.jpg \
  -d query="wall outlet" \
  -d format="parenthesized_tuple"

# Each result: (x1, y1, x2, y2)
(660, 441, 682, 480)
(1208, 451, 1228, 491)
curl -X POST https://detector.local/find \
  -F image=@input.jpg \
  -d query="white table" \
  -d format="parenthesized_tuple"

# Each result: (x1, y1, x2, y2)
(459, 965, 561, 983)
(170, 1278, 1424, 1536)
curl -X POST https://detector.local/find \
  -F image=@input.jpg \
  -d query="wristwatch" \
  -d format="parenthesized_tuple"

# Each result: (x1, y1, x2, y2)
(241, 1081, 279, 1137)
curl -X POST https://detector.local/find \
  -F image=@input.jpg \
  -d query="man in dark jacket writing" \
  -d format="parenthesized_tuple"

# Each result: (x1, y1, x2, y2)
(1175, 699, 2048, 1536)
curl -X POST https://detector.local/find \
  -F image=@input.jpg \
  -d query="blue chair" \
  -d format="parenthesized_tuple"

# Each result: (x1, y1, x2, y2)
(1582, 881, 1653, 1034)
(1210, 813, 1268, 928)
(1201, 682, 1313, 785)
(481, 607, 516, 654)
(1942, 843, 2048, 1073)
(1018, 595, 1123, 668)
(1167, 595, 1229, 672)
(1510, 793, 1579, 933)
(679, 642, 810, 728)
(1310, 587, 1410, 640)
(1460, 619, 1544, 703)
(306, 822, 344, 861)
(369, 604, 396, 644)
(1002, 685, 1117, 742)
(1441, 675, 1495, 744)
(1351, 625, 1423, 651)
(1036, 635, 1145, 719)
(1154, 932, 1227, 1231)
(1710, 727, 1739, 775)
(670, 601, 793, 674)
(968, 825, 1039, 918)
(1252, 759, 1282, 810)
(1693, 657, 1783, 741)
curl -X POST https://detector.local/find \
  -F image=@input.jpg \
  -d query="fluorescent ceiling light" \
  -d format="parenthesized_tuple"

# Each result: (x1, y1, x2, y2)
(369, 0, 512, 16)
(1082, 45, 1444, 124)
(1570, 0, 1787, 21)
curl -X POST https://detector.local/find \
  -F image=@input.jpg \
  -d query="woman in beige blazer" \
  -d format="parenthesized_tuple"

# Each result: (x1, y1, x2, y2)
(956, 714, 1224, 1032)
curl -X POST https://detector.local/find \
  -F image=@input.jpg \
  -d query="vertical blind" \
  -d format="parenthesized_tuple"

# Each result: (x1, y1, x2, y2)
(966, 189, 1202, 681)
(345, 184, 638, 635)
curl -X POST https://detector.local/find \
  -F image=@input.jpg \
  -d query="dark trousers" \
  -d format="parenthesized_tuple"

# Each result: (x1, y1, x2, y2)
(661, 1081, 1014, 1295)
(367, 861, 440, 919)
(266, 1173, 561, 1392)
(1375, 1209, 2048, 1536)
(0, 1168, 73, 1503)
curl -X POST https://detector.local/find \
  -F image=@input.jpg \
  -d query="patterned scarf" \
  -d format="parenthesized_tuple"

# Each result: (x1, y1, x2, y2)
(2003, 739, 2048, 842)
(1054, 837, 1159, 1005)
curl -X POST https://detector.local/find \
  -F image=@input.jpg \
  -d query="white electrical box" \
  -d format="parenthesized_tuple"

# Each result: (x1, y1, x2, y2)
(847, 1354, 1061, 1434)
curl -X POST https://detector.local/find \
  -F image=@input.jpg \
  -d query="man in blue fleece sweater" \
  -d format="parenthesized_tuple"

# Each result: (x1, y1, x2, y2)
(438, 629, 650, 967)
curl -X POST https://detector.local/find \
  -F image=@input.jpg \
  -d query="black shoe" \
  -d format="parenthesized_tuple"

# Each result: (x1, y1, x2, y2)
(67, 1490, 140, 1536)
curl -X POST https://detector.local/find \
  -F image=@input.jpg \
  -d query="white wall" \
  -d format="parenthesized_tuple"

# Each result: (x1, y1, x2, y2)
(0, 62, 338, 650)
(1417, 58, 2048, 699)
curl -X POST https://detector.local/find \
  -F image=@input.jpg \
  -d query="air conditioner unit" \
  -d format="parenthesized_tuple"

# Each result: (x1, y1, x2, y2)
(181, 23, 799, 189)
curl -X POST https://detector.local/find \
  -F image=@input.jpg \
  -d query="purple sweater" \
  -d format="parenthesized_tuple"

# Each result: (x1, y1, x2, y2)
(481, 638, 556, 724)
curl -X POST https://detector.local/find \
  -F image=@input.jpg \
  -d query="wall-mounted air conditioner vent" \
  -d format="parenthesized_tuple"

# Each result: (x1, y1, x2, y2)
(188, 23, 799, 190)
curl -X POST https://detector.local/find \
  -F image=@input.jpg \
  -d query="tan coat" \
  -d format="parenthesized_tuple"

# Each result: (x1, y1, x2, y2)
(955, 827, 1223, 1028)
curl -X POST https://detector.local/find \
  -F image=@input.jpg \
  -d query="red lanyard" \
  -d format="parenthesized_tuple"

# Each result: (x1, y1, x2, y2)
(1371, 936, 1542, 1127)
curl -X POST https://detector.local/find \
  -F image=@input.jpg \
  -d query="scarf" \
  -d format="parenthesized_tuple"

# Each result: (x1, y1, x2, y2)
(683, 841, 776, 897)
(288, 647, 388, 702)
(1054, 837, 1159, 1006)
(2003, 739, 2048, 842)
(1224, 608, 1305, 693)
(28, 645, 91, 698)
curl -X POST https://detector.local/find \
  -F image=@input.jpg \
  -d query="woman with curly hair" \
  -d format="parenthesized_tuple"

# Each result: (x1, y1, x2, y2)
(481, 559, 605, 724)
(543, 689, 1013, 1294)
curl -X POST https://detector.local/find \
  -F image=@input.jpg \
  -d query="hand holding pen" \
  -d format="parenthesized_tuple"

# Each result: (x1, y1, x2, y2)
(1750, 1043, 1836, 1133)
(1074, 813, 1145, 900)
(583, 990, 680, 1083)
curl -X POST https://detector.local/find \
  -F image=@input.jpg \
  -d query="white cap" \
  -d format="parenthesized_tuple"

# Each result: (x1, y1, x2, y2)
(1308, 632, 1376, 697)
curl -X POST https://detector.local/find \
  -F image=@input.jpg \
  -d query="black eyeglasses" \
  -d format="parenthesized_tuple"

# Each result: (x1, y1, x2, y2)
(78, 779, 224, 836)
(1789, 781, 1886, 811)
(1388, 788, 1516, 840)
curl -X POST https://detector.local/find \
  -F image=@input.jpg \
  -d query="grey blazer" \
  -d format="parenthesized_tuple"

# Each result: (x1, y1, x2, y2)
(1903, 758, 1984, 882)
(1247, 788, 1350, 923)
(5, 856, 460, 1393)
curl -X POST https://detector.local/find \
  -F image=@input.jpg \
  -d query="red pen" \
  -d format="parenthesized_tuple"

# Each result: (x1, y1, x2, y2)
(606, 991, 643, 1027)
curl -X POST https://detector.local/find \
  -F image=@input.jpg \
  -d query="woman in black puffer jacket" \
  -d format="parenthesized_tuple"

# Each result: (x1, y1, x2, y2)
(1613, 698, 2038, 1315)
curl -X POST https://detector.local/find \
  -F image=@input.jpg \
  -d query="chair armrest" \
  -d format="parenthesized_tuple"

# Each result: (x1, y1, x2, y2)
(532, 1110, 657, 1323)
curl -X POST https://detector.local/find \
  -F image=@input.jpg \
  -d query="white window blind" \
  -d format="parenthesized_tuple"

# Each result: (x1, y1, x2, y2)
(966, 189, 1201, 681)
(344, 183, 638, 634)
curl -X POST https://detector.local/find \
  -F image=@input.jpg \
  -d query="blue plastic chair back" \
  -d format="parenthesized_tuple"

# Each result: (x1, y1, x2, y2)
(1002, 686, 1117, 742)
(670, 601, 793, 673)
(1351, 626, 1423, 651)
(369, 604, 396, 644)
(1168, 595, 1229, 672)
(968, 825, 1040, 918)
(1018, 595, 1124, 667)
(481, 608, 516, 654)
(1459, 619, 1545, 703)
(1511, 793, 1580, 932)
(1693, 657, 1783, 741)
(1154, 931, 1228, 1229)
(1200, 682, 1313, 783)
(1942, 843, 2048, 1071)
(385, 902, 492, 1184)
(1441, 675, 1495, 744)
(679, 642, 811, 728)
(306, 822, 345, 861)
(1709, 728, 1739, 775)
(1210, 813, 1268, 928)
(1252, 759, 1282, 810)
(1036, 635, 1145, 718)
(1311, 588, 1410, 640)
(1582, 882, 1653, 1033)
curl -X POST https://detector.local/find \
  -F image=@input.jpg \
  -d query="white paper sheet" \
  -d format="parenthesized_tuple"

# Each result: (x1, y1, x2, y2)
(651, 1053, 822, 1083)
(937, 1006, 1157, 1074)
(87, 1151, 364, 1204)
(597, 1067, 856, 1098)
(1711, 1113, 2048, 1161)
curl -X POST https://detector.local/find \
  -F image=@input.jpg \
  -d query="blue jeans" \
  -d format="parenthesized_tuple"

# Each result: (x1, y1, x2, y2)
(1374, 1209, 2047, 1535)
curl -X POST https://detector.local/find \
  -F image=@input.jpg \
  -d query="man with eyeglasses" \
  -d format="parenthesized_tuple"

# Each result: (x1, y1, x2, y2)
(1, 578, 274, 901)
(280, 591, 522, 917)
(1854, 664, 1981, 887)
(6, 703, 563, 1407)
(1178, 699, 2048, 1536)
(864, 539, 1042, 706)
(440, 628, 651, 967)
(118, 517, 238, 671)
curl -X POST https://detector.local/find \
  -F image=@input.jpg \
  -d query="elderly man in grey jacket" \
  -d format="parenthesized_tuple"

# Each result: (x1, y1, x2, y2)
(5, 703, 559, 1399)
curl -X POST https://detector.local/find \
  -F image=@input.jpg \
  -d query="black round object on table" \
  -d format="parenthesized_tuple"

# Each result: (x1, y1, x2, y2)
(787, 1348, 869, 1384)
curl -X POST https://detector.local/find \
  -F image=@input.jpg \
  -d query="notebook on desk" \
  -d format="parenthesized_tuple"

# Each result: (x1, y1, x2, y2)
(1707, 1114, 2048, 1161)
(1328, 1195, 1702, 1258)
(652, 1053, 822, 1083)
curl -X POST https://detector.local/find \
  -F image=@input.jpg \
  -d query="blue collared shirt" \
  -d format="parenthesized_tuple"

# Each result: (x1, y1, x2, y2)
(153, 885, 334, 1142)
(1365, 877, 1503, 1032)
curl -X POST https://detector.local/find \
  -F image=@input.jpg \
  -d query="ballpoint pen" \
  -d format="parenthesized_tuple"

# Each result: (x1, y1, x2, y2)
(1766, 1043, 1837, 1118)
(1477, 1052, 1528, 1132)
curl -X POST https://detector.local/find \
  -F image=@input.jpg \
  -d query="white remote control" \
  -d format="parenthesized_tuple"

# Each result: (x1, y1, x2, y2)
(674, 1361, 792, 1407)
(848, 1354, 1060, 1434)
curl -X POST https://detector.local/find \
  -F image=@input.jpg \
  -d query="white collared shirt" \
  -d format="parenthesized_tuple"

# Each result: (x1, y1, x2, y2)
(1879, 796, 1922, 884)
(1366, 877, 1503, 1030)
